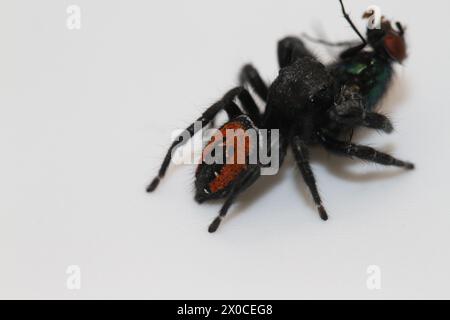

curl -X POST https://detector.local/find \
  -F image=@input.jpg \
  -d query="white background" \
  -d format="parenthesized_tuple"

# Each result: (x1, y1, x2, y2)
(1, 0, 449, 299)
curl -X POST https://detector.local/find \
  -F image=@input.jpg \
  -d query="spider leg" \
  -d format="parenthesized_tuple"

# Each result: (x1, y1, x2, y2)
(223, 101, 243, 120)
(239, 64, 269, 102)
(329, 87, 394, 134)
(208, 166, 261, 233)
(318, 133, 415, 169)
(278, 36, 315, 68)
(147, 87, 250, 192)
(207, 135, 289, 233)
(236, 89, 261, 127)
(291, 136, 329, 221)
(363, 112, 394, 133)
(329, 107, 394, 134)
(211, 89, 261, 128)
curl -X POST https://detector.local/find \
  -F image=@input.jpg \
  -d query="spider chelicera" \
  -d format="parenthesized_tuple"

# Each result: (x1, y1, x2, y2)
(147, 0, 415, 233)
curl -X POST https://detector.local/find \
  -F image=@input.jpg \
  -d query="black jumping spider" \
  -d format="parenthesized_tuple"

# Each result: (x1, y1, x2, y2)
(147, 0, 414, 233)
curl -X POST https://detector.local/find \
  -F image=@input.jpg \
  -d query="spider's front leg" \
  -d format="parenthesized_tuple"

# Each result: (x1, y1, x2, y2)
(362, 113, 394, 133)
(277, 36, 315, 68)
(318, 132, 415, 170)
(329, 104, 394, 134)
(329, 87, 394, 134)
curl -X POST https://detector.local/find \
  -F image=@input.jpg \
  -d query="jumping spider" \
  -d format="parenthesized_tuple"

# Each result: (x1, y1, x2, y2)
(147, 0, 414, 233)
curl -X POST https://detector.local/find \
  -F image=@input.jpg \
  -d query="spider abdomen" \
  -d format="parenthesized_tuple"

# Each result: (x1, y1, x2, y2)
(194, 115, 260, 203)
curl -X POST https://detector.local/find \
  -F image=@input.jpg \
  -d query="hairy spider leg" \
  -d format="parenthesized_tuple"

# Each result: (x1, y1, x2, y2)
(328, 104, 394, 134)
(362, 112, 394, 133)
(208, 135, 290, 233)
(277, 36, 315, 68)
(147, 87, 255, 192)
(291, 136, 329, 221)
(318, 133, 415, 169)
(236, 89, 262, 127)
(223, 101, 243, 120)
(208, 166, 261, 233)
(239, 64, 269, 102)
(211, 87, 262, 128)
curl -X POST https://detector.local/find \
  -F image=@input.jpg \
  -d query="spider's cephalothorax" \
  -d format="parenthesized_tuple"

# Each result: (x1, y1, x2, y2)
(147, 0, 415, 233)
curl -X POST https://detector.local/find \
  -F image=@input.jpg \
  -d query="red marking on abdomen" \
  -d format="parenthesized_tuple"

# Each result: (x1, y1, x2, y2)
(198, 121, 253, 193)
(209, 164, 247, 193)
